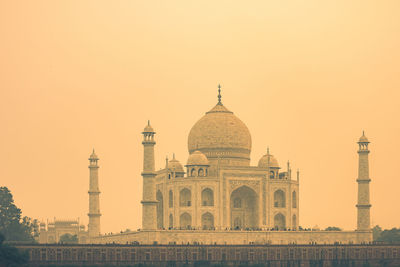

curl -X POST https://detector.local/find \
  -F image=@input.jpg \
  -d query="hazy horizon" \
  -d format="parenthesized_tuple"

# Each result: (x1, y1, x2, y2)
(1, 1, 399, 234)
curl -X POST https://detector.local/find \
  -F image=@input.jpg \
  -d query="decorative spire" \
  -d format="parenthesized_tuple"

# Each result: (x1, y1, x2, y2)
(89, 148, 98, 161)
(267, 147, 270, 155)
(217, 84, 222, 105)
(173, 153, 175, 160)
(358, 130, 369, 144)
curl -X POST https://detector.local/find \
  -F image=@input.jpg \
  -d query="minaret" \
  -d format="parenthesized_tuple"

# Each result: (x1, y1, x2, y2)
(356, 131, 372, 231)
(88, 149, 101, 237)
(141, 121, 158, 230)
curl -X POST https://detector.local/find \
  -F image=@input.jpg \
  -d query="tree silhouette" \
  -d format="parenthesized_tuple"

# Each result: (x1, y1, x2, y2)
(0, 233, 29, 266)
(0, 187, 38, 241)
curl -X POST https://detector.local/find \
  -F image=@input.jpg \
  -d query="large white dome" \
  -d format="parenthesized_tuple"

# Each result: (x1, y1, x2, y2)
(188, 102, 252, 166)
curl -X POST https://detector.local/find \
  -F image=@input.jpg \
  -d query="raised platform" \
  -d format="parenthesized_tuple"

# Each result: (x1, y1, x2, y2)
(90, 229, 372, 245)
(18, 243, 400, 267)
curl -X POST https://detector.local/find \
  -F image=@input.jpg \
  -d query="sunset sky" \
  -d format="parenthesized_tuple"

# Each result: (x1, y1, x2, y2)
(0, 1, 399, 233)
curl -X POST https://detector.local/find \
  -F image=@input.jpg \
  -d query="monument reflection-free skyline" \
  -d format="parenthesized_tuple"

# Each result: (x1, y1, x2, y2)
(0, 1, 399, 234)
(39, 90, 373, 244)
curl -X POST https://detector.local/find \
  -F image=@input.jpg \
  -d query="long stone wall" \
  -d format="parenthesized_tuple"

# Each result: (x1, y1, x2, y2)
(17, 243, 400, 267)
(90, 229, 372, 245)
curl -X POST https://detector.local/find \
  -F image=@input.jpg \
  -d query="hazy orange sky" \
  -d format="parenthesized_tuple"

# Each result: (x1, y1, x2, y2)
(1, 1, 399, 233)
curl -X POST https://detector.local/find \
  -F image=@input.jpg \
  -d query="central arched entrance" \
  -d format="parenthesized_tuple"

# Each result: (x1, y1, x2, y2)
(230, 185, 259, 229)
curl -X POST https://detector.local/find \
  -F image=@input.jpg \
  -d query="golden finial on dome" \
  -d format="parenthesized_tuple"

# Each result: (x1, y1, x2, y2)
(217, 84, 222, 105)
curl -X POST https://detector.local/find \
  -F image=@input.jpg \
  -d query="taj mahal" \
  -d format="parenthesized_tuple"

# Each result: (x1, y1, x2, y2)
(38, 87, 373, 245)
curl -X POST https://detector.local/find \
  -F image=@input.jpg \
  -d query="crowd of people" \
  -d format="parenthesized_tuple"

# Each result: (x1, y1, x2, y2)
(132, 226, 320, 232)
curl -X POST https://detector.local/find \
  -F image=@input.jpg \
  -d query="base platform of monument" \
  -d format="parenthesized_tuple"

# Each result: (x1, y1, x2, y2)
(89, 229, 372, 245)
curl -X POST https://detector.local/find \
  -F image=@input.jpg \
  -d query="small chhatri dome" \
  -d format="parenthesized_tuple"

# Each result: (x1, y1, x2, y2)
(188, 85, 252, 165)
(143, 120, 154, 133)
(168, 154, 184, 173)
(358, 131, 369, 143)
(89, 149, 98, 160)
(186, 150, 209, 166)
(258, 149, 279, 168)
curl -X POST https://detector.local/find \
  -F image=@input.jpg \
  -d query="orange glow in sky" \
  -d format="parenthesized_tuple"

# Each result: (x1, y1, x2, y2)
(0, 1, 399, 233)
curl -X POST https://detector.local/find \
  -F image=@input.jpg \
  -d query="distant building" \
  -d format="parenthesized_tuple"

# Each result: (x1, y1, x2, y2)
(38, 219, 88, 244)
(38, 150, 100, 244)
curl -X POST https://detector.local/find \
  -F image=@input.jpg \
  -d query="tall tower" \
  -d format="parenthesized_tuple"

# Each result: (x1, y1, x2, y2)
(88, 149, 101, 237)
(141, 121, 158, 230)
(356, 131, 372, 231)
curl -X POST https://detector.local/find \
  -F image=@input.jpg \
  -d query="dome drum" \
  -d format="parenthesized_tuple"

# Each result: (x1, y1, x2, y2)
(195, 149, 251, 166)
